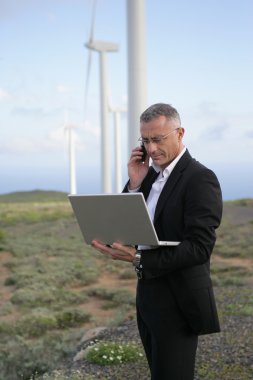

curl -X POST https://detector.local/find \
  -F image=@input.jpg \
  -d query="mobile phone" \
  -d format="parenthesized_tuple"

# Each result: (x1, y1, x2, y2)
(140, 144, 147, 162)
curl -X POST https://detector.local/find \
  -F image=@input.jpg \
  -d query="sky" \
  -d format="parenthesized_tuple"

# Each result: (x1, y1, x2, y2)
(1, 0, 253, 200)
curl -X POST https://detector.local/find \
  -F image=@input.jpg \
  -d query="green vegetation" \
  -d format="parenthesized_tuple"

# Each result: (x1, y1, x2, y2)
(0, 229, 6, 250)
(85, 341, 144, 365)
(0, 192, 252, 380)
(0, 202, 72, 226)
(0, 190, 68, 203)
(211, 264, 252, 287)
(0, 192, 137, 380)
(196, 361, 253, 380)
(225, 198, 253, 207)
(87, 287, 135, 309)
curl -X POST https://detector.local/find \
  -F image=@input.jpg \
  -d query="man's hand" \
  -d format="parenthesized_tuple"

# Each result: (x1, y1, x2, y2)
(128, 146, 149, 190)
(91, 240, 136, 263)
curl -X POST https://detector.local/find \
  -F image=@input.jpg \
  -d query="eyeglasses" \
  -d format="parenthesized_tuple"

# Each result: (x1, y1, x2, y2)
(138, 128, 179, 145)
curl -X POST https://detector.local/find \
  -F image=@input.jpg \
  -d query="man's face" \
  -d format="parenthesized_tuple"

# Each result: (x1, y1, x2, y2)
(140, 115, 184, 170)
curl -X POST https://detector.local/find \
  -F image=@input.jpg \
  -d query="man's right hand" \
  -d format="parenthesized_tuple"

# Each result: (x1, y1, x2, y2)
(127, 146, 149, 190)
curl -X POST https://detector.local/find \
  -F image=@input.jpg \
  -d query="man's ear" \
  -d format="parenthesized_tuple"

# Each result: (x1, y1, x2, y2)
(178, 127, 185, 140)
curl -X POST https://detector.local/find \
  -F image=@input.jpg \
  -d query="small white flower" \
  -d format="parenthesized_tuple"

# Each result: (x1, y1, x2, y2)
(111, 350, 114, 354)
(102, 355, 107, 359)
(139, 353, 143, 357)
(94, 347, 98, 351)
(110, 356, 114, 361)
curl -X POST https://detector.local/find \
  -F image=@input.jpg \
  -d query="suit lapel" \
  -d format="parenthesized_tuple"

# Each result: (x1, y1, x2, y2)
(154, 150, 193, 222)
(140, 167, 160, 200)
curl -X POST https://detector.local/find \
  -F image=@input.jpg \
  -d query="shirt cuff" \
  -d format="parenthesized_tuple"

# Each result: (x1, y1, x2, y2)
(127, 186, 140, 192)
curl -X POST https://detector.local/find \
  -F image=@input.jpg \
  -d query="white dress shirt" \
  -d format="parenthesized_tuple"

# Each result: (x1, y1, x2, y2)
(146, 147, 186, 222)
(129, 147, 186, 250)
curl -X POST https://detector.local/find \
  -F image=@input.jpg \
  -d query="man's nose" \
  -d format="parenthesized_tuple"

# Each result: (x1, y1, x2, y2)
(146, 141, 158, 154)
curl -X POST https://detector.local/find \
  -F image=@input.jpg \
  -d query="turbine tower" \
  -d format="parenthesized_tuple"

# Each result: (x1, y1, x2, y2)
(127, 0, 147, 154)
(64, 112, 77, 195)
(109, 105, 127, 192)
(85, 40, 118, 193)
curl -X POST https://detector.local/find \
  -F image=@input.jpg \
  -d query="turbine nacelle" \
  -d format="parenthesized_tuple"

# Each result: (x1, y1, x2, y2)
(85, 40, 119, 53)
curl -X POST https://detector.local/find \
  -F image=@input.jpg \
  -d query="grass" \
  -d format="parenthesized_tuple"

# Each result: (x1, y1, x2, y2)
(211, 263, 253, 287)
(214, 221, 253, 258)
(225, 198, 253, 207)
(196, 361, 252, 380)
(0, 202, 72, 226)
(0, 193, 252, 380)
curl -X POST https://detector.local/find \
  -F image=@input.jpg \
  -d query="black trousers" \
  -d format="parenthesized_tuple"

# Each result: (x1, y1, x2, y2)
(137, 308, 198, 379)
(136, 300, 198, 380)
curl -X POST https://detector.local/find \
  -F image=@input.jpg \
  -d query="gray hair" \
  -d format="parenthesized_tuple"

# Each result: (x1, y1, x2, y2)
(140, 103, 181, 125)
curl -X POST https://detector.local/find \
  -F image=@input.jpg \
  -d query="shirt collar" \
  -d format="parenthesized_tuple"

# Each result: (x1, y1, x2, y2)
(152, 146, 186, 177)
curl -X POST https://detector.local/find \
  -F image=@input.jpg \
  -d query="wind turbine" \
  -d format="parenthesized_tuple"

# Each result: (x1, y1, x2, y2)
(84, 0, 119, 194)
(127, 0, 147, 154)
(64, 111, 77, 195)
(109, 104, 127, 193)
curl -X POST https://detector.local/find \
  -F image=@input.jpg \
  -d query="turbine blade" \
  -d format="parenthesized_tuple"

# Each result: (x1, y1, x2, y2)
(89, 0, 97, 42)
(84, 49, 92, 118)
(84, 0, 97, 119)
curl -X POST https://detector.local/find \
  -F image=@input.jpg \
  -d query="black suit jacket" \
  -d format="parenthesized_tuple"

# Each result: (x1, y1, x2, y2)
(123, 150, 223, 335)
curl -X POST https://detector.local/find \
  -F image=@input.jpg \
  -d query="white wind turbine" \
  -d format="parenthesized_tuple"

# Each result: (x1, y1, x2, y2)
(84, 0, 119, 194)
(64, 111, 77, 195)
(108, 103, 127, 193)
(127, 0, 147, 154)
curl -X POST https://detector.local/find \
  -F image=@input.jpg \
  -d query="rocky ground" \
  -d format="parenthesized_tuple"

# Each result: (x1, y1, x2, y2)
(51, 286, 253, 380)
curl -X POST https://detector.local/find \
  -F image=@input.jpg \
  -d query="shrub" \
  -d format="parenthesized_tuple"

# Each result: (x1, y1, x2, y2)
(4, 276, 17, 286)
(55, 309, 91, 329)
(0, 229, 6, 250)
(0, 229, 6, 242)
(16, 312, 58, 337)
(14, 308, 91, 337)
(11, 286, 85, 308)
(118, 269, 136, 279)
(87, 288, 135, 309)
(85, 341, 144, 365)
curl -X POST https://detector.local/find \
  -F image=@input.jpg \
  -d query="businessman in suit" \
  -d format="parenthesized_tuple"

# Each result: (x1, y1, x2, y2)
(92, 103, 223, 380)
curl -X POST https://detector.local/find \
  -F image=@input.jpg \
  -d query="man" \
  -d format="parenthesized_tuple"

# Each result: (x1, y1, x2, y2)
(92, 103, 223, 380)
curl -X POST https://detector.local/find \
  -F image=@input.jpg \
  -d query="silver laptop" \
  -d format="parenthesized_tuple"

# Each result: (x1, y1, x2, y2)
(68, 193, 180, 247)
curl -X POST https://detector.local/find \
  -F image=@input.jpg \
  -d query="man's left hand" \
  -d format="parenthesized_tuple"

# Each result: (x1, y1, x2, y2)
(91, 240, 136, 263)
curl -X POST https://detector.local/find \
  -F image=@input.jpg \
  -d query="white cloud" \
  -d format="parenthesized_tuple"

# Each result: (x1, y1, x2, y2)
(12, 106, 46, 118)
(0, 88, 12, 101)
(56, 84, 71, 94)
(197, 101, 219, 116)
(200, 123, 229, 141)
(245, 130, 253, 139)
(0, 121, 100, 158)
(80, 120, 100, 138)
